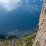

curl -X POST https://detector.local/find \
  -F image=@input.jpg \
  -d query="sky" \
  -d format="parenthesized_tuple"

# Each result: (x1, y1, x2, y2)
(0, 0, 43, 2)
(0, 0, 9, 3)
(0, 0, 43, 11)
(0, 0, 22, 3)
(0, 0, 22, 10)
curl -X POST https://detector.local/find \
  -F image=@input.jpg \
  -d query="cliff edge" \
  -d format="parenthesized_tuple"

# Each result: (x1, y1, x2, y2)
(32, 0, 46, 46)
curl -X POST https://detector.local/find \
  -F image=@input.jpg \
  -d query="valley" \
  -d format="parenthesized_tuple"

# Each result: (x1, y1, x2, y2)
(0, 33, 36, 46)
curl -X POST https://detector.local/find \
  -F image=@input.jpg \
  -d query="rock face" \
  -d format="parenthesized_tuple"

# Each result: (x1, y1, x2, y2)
(32, 0, 46, 46)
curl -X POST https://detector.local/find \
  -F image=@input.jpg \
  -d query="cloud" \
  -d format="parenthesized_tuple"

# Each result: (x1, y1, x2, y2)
(40, 0, 43, 1)
(25, 0, 29, 7)
(10, 0, 22, 2)
(34, 0, 36, 2)
(0, 0, 22, 11)
(0, 0, 9, 3)
(0, 0, 43, 11)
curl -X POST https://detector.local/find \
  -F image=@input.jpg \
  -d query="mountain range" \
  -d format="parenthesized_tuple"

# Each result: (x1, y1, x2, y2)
(0, 0, 43, 37)
(0, 4, 40, 35)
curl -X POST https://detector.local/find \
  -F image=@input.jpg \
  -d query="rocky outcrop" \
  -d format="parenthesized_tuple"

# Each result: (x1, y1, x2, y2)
(32, 0, 46, 46)
(0, 39, 17, 46)
(7, 39, 16, 46)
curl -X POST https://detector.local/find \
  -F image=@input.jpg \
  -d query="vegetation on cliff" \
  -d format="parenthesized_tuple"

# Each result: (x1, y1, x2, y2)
(0, 32, 36, 46)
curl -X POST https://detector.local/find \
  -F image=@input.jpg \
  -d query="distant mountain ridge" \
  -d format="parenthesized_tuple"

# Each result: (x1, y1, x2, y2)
(0, 34, 18, 40)
(0, 0, 43, 37)
(0, 34, 6, 39)
(0, 4, 40, 36)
